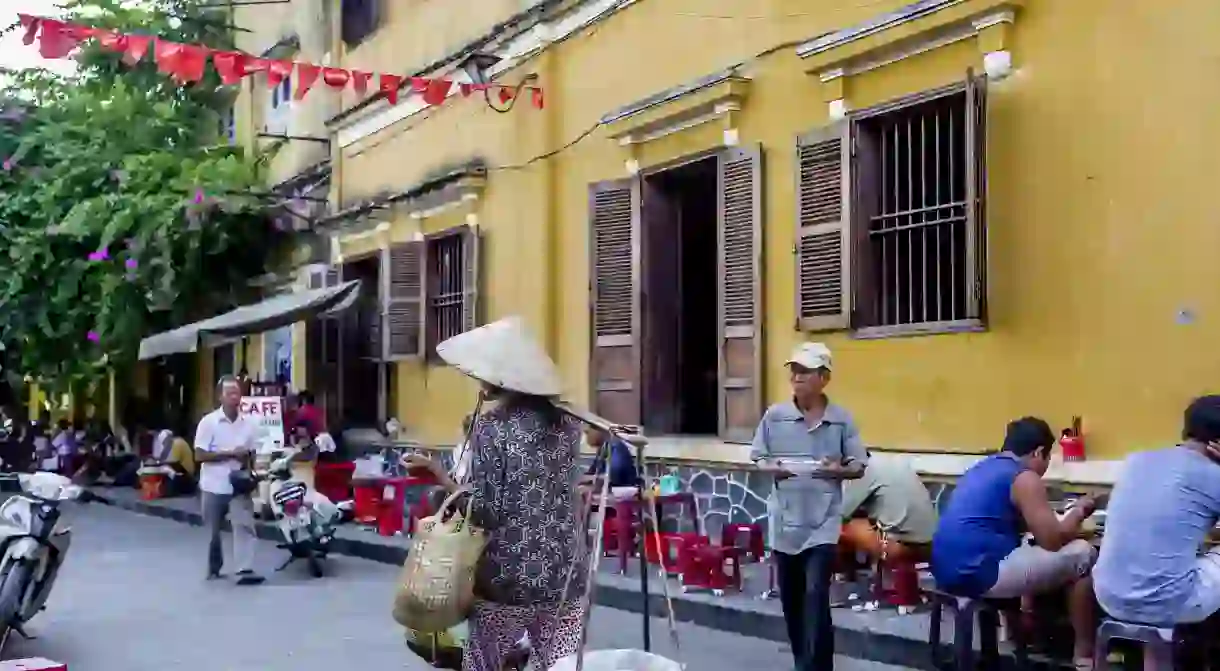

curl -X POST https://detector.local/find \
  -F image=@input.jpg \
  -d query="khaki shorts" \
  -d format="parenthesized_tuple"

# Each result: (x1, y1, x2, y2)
(1176, 547, 1220, 623)
(984, 539, 1096, 598)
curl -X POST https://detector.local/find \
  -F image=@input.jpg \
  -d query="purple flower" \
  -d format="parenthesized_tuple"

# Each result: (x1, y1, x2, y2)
(2, 159, 11, 172)
(124, 258, 138, 270)
(86, 331, 100, 343)
(87, 247, 109, 262)
(193, 189, 205, 205)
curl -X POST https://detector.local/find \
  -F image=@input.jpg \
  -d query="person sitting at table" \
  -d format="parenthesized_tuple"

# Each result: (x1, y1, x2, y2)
(287, 424, 318, 489)
(131, 429, 197, 496)
(932, 416, 1099, 671)
(578, 425, 640, 494)
(1094, 395, 1220, 629)
(840, 456, 938, 562)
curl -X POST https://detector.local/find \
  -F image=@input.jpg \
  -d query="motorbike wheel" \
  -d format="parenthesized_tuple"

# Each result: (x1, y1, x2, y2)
(0, 560, 31, 633)
(307, 555, 324, 578)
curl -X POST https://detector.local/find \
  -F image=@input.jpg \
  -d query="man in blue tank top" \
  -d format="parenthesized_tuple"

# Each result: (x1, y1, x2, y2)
(932, 417, 1099, 669)
(1094, 396, 1220, 627)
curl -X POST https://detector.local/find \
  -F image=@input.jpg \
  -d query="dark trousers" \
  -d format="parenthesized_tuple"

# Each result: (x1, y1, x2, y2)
(776, 544, 837, 671)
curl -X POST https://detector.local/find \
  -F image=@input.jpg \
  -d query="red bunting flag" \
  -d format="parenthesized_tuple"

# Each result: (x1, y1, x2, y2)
(211, 51, 249, 86)
(16, 15, 544, 113)
(266, 60, 293, 88)
(37, 20, 81, 60)
(379, 74, 404, 105)
(294, 63, 320, 100)
(154, 40, 208, 83)
(423, 78, 453, 106)
(351, 71, 373, 96)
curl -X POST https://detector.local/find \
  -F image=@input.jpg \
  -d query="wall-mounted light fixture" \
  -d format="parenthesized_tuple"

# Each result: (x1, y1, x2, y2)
(460, 52, 537, 114)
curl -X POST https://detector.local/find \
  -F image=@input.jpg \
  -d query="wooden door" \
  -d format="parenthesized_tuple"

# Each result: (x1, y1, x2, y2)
(588, 179, 641, 427)
(716, 146, 763, 442)
(641, 177, 681, 434)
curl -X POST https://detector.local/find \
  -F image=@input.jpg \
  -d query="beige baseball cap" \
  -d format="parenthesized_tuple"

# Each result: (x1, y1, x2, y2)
(785, 342, 833, 371)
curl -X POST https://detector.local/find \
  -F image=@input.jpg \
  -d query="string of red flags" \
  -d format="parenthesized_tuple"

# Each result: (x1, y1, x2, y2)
(16, 14, 545, 110)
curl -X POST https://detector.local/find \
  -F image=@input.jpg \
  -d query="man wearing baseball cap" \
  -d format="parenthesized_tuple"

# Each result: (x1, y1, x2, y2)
(750, 342, 868, 671)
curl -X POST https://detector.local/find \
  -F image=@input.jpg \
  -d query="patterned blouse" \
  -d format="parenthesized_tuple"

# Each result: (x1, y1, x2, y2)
(462, 399, 588, 607)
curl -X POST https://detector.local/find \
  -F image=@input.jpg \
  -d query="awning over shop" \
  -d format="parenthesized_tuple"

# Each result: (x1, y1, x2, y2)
(138, 280, 361, 360)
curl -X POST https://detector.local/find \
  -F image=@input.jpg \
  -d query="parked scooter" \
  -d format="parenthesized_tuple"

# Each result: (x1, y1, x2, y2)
(0, 471, 107, 650)
(265, 456, 352, 578)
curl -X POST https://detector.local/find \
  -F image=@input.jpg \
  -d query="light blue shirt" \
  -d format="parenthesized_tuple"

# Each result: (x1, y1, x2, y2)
(1095, 446, 1220, 625)
(749, 400, 868, 554)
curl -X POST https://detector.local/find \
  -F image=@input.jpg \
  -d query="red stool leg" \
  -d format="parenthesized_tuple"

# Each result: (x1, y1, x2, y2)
(888, 560, 921, 610)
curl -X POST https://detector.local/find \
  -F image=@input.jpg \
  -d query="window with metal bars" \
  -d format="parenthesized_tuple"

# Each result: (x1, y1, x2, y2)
(794, 73, 986, 336)
(425, 230, 469, 357)
(857, 90, 980, 328)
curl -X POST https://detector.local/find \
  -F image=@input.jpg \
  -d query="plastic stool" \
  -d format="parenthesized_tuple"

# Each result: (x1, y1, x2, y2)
(353, 480, 384, 524)
(678, 540, 742, 595)
(927, 588, 1029, 671)
(1093, 619, 1176, 671)
(721, 523, 765, 562)
(874, 557, 921, 612)
(0, 659, 67, 671)
(646, 532, 704, 573)
(139, 473, 165, 500)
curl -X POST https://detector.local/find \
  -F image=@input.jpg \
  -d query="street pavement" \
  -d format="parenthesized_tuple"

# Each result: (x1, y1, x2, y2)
(4, 502, 915, 670)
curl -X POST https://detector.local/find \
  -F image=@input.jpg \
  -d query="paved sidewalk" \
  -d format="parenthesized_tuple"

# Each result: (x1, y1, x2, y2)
(9, 502, 916, 671)
(96, 487, 1041, 670)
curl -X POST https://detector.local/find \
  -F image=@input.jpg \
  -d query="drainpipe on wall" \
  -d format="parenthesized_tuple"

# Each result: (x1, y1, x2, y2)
(540, 46, 560, 358)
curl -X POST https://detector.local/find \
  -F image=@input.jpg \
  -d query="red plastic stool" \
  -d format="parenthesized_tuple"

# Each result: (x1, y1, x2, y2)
(875, 557, 922, 612)
(0, 659, 66, 671)
(644, 532, 704, 573)
(679, 542, 743, 596)
(600, 513, 634, 555)
(377, 477, 410, 536)
(353, 479, 384, 524)
(721, 523, 765, 562)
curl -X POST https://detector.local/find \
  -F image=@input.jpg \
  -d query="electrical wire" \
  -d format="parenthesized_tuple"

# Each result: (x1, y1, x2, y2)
(341, 0, 897, 171)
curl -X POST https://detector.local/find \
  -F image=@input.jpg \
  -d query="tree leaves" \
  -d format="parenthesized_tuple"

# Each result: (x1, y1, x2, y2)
(0, 0, 286, 393)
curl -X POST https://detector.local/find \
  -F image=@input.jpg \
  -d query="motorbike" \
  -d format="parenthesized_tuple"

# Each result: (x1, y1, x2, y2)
(264, 456, 351, 578)
(0, 471, 107, 650)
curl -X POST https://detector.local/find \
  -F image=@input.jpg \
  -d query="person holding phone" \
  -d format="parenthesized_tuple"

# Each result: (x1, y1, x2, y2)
(750, 342, 867, 671)
(1095, 395, 1220, 629)
(194, 375, 263, 585)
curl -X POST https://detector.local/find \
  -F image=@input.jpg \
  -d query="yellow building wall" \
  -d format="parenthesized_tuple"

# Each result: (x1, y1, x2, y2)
(335, 0, 1220, 459)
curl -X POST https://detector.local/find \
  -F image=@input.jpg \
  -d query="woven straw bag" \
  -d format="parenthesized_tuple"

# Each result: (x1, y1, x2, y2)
(392, 487, 488, 632)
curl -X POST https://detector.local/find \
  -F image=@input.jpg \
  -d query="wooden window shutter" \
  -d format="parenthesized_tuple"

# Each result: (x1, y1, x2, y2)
(588, 179, 641, 427)
(965, 69, 988, 321)
(461, 226, 481, 332)
(795, 120, 853, 331)
(384, 242, 424, 359)
(717, 146, 764, 442)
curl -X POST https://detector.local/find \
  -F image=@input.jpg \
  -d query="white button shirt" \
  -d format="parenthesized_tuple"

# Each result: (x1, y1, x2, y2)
(194, 407, 257, 495)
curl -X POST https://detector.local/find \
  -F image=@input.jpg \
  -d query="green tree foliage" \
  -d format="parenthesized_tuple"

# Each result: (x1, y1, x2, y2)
(0, 0, 285, 392)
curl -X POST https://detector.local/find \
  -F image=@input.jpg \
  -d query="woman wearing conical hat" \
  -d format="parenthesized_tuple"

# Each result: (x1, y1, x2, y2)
(405, 317, 588, 671)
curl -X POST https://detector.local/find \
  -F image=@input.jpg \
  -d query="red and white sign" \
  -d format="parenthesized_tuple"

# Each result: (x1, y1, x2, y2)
(240, 396, 284, 454)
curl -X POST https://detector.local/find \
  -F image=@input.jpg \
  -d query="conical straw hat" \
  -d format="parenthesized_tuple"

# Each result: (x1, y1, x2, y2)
(435, 316, 563, 397)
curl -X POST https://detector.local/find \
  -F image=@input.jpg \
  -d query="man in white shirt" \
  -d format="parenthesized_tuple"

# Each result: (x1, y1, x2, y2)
(194, 375, 263, 585)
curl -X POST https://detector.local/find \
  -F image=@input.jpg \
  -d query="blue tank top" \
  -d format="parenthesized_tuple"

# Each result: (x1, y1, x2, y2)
(931, 453, 1027, 597)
